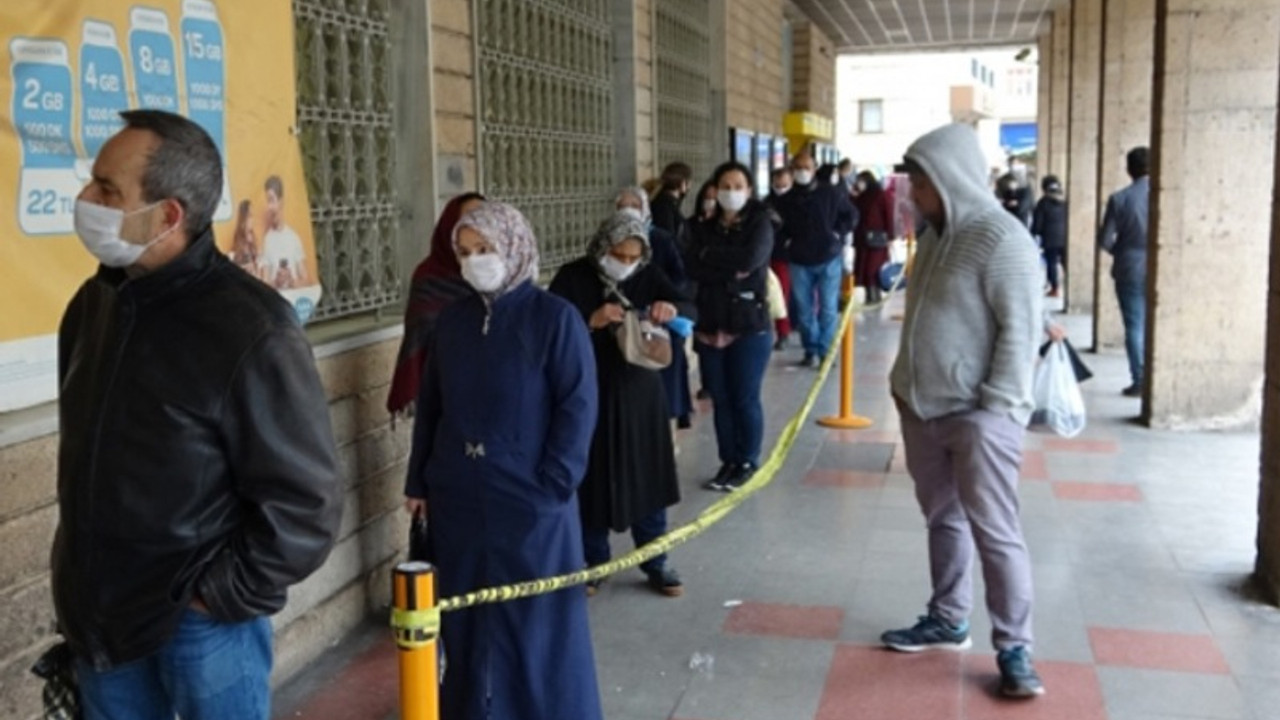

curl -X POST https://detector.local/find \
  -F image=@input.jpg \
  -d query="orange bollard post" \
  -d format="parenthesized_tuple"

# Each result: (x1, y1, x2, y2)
(817, 315, 873, 430)
(392, 562, 440, 720)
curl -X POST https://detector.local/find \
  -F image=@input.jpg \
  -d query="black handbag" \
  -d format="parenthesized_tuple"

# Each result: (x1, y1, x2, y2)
(31, 642, 80, 720)
(409, 513, 432, 562)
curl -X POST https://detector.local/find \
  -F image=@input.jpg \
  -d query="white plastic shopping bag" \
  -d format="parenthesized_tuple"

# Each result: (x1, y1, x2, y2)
(1031, 341, 1087, 437)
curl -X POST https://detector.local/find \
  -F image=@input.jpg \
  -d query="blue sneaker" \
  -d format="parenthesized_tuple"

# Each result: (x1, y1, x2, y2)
(881, 615, 972, 652)
(997, 646, 1045, 698)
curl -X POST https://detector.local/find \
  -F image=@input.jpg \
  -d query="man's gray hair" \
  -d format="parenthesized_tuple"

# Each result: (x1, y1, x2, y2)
(119, 110, 223, 237)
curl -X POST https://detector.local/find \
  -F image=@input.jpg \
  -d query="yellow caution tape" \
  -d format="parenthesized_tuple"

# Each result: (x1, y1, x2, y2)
(434, 278, 905, 613)
(391, 607, 442, 650)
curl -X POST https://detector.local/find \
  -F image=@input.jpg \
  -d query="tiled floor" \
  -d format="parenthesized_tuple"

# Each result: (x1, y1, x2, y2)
(273, 300, 1278, 720)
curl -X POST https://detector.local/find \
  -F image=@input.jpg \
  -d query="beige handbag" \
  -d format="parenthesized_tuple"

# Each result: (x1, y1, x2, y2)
(616, 310, 673, 370)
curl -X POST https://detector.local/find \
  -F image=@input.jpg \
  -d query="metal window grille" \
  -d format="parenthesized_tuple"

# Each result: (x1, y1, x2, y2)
(654, 0, 713, 185)
(293, 0, 401, 321)
(475, 0, 616, 274)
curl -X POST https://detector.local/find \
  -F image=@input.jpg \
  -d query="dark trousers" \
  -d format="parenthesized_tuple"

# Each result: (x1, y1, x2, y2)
(1116, 279, 1146, 386)
(583, 508, 668, 574)
(696, 331, 771, 467)
(1042, 247, 1064, 292)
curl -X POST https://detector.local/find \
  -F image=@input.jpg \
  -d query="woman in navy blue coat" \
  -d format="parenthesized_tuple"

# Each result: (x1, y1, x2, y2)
(405, 202, 602, 720)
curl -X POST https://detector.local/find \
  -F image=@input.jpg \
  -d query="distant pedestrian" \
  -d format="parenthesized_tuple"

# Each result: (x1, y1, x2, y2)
(1031, 175, 1067, 298)
(1098, 147, 1150, 398)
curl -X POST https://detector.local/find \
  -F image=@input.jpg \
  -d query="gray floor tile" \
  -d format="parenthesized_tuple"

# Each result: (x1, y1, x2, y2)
(1097, 667, 1251, 719)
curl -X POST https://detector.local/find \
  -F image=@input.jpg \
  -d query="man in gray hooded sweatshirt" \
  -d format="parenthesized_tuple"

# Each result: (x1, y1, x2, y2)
(882, 124, 1045, 698)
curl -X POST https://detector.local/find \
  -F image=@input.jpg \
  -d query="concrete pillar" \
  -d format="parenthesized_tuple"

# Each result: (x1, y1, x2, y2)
(1260, 82, 1280, 602)
(1093, 0, 1154, 352)
(1146, 0, 1278, 426)
(1036, 30, 1053, 183)
(1048, 11, 1072, 182)
(1066, 0, 1103, 315)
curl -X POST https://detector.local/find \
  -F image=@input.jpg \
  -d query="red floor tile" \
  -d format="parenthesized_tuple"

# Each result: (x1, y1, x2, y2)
(1021, 450, 1050, 481)
(1042, 437, 1119, 454)
(722, 601, 844, 641)
(282, 640, 398, 720)
(816, 644, 962, 720)
(1088, 627, 1231, 674)
(803, 468, 887, 489)
(1052, 482, 1144, 502)
(962, 656, 1107, 720)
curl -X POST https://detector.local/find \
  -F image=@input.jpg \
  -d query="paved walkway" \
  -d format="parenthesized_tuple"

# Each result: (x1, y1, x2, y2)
(274, 299, 1277, 720)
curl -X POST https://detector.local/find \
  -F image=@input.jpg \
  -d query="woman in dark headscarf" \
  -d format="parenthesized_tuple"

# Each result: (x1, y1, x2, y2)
(405, 202, 602, 720)
(386, 192, 485, 416)
(614, 186, 694, 428)
(550, 211, 691, 597)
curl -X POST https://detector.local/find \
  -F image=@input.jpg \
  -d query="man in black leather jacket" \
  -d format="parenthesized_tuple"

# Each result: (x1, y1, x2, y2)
(53, 110, 342, 719)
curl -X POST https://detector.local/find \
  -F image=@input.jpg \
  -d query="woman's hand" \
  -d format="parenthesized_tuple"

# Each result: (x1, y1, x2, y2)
(1047, 323, 1067, 343)
(649, 301, 677, 324)
(589, 303, 625, 329)
(405, 497, 428, 517)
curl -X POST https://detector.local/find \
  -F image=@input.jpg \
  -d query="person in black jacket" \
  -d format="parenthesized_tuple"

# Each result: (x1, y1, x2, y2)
(53, 110, 342, 718)
(650, 161, 693, 248)
(773, 152, 856, 367)
(1031, 175, 1068, 297)
(686, 161, 775, 492)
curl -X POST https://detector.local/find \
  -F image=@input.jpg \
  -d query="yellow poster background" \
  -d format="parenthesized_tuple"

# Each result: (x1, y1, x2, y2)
(0, 0, 318, 346)
(0, 1, 317, 409)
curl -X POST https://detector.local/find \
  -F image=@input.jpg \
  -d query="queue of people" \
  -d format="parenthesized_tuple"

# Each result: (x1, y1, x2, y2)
(46, 106, 1054, 720)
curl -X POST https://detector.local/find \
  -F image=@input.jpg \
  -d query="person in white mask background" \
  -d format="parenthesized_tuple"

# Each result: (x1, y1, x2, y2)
(550, 211, 691, 597)
(405, 201, 604, 719)
(685, 161, 775, 492)
(55, 110, 342, 720)
(765, 167, 795, 349)
(773, 151, 856, 368)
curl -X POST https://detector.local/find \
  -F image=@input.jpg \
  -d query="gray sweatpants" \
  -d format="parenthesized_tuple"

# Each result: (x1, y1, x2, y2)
(898, 403, 1035, 651)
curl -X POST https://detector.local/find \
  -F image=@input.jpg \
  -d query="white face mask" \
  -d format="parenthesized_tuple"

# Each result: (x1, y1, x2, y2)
(773, 185, 791, 196)
(701, 198, 718, 215)
(617, 207, 644, 222)
(600, 253, 639, 282)
(73, 199, 171, 267)
(793, 170, 815, 186)
(718, 189, 749, 213)
(460, 253, 508, 293)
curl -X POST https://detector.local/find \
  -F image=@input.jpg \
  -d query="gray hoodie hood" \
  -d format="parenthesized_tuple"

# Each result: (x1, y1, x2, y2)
(904, 123, 1002, 236)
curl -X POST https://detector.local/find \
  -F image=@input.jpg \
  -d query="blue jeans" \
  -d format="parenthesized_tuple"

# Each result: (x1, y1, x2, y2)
(583, 508, 668, 574)
(77, 610, 273, 720)
(696, 331, 772, 467)
(789, 257, 842, 358)
(1115, 279, 1146, 386)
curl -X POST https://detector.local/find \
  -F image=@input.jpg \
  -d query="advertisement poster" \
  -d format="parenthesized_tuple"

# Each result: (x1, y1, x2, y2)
(0, 1, 320, 412)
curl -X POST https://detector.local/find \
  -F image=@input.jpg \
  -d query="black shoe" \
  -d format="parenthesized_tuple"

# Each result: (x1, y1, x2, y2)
(773, 336, 787, 351)
(696, 388, 710, 401)
(1121, 384, 1142, 398)
(704, 463, 735, 491)
(721, 462, 758, 492)
(796, 353, 817, 369)
(644, 566, 684, 597)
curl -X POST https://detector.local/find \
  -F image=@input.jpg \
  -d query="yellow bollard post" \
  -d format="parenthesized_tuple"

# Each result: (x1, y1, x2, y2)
(817, 314, 874, 430)
(392, 561, 440, 720)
